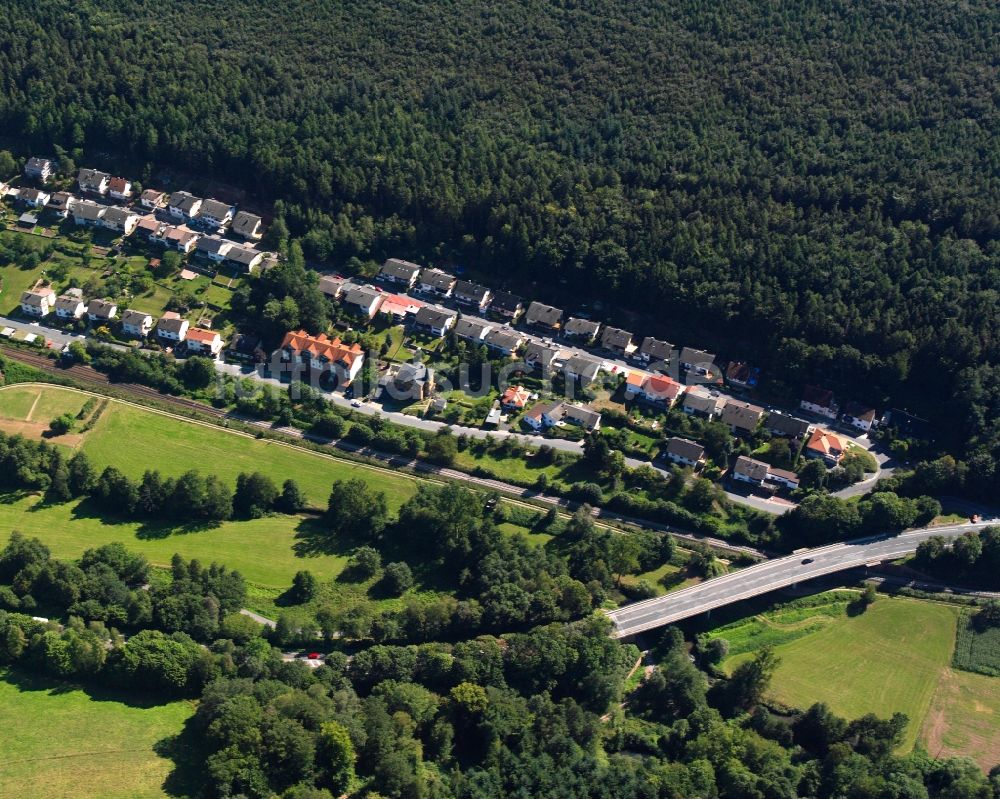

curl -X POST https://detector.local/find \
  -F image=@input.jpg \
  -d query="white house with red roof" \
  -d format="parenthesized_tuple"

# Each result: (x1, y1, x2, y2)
(185, 327, 223, 357)
(277, 330, 365, 382)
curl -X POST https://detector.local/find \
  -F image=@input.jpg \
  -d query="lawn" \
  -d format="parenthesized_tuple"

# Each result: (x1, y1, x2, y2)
(921, 667, 1000, 771)
(722, 595, 959, 752)
(0, 668, 194, 799)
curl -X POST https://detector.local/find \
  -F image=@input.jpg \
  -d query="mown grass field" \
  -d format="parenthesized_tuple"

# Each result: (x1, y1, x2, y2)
(921, 667, 1000, 771)
(0, 669, 193, 799)
(721, 594, 961, 752)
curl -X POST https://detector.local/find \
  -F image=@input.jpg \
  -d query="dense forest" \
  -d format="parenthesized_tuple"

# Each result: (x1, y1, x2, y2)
(1, 1, 999, 465)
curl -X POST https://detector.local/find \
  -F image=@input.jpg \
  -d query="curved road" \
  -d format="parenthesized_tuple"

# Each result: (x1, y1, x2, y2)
(606, 520, 997, 638)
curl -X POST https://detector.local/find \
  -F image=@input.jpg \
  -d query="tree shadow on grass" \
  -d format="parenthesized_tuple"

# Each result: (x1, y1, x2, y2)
(64, 496, 222, 539)
(2, 664, 179, 710)
(156, 715, 205, 799)
(0, 489, 34, 505)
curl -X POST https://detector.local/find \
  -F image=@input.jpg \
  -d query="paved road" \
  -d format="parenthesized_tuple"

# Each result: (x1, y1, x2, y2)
(606, 520, 997, 638)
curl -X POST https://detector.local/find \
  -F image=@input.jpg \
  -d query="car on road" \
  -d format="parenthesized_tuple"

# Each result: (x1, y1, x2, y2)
(801, 557, 814, 565)
(307, 652, 322, 660)
(350, 399, 362, 407)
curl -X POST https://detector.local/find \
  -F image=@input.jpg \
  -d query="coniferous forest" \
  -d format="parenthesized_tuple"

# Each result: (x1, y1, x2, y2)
(2, 1, 999, 473)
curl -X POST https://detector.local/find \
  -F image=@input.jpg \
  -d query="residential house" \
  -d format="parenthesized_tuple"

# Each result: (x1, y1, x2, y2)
(733, 455, 769, 486)
(120, 309, 154, 338)
(342, 285, 385, 320)
(87, 298, 118, 323)
(230, 211, 263, 241)
(379, 293, 424, 320)
(523, 401, 601, 432)
(484, 401, 503, 427)
(99, 207, 140, 235)
(842, 401, 878, 434)
(24, 157, 53, 182)
(767, 468, 800, 490)
(139, 189, 167, 210)
(77, 168, 110, 195)
(626, 372, 683, 409)
(484, 327, 524, 357)
(225, 246, 264, 272)
(524, 340, 567, 371)
(766, 413, 811, 439)
(453, 316, 493, 344)
(682, 386, 726, 418)
(562, 354, 602, 386)
(108, 177, 132, 201)
(318, 275, 348, 300)
(72, 200, 106, 226)
(228, 333, 265, 362)
(725, 361, 759, 390)
(600, 326, 635, 357)
(16, 212, 38, 228)
(156, 313, 190, 344)
(525, 301, 563, 331)
(378, 258, 421, 289)
(195, 236, 233, 262)
(277, 330, 365, 381)
(720, 399, 765, 435)
(54, 293, 86, 320)
(167, 191, 203, 220)
(136, 216, 164, 239)
(413, 306, 457, 337)
(563, 317, 601, 344)
(664, 437, 705, 469)
(164, 226, 199, 253)
(20, 188, 51, 208)
(198, 198, 235, 229)
(47, 191, 75, 218)
(416, 268, 456, 297)
(382, 362, 434, 401)
(453, 280, 492, 313)
(501, 385, 531, 411)
(638, 337, 673, 367)
(679, 347, 716, 376)
(489, 291, 524, 321)
(805, 428, 845, 466)
(800, 385, 838, 420)
(185, 327, 223, 357)
(20, 287, 56, 317)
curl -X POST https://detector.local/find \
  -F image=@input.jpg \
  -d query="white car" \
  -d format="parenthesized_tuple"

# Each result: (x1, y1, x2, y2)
(350, 399, 363, 408)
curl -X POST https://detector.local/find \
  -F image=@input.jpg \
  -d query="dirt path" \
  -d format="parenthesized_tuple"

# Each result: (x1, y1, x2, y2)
(23, 388, 41, 422)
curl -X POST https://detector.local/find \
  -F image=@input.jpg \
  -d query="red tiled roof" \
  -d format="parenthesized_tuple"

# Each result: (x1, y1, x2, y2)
(109, 176, 129, 193)
(501, 385, 530, 409)
(645, 374, 682, 399)
(186, 327, 220, 344)
(806, 428, 844, 457)
(280, 330, 363, 367)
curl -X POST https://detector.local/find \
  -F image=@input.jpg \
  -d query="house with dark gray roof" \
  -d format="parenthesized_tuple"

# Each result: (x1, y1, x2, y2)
(766, 413, 811, 439)
(600, 326, 635, 356)
(413, 305, 457, 336)
(638, 337, 673, 365)
(563, 317, 601, 343)
(453, 316, 493, 343)
(417, 268, 456, 297)
(664, 437, 705, 468)
(525, 301, 563, 330)
(484, 327, 524, 356)
(379, 258, 422, 288)
(230, 210, 263, 240)
(453, 280, 492, 312)
(489, 291, 524, 320)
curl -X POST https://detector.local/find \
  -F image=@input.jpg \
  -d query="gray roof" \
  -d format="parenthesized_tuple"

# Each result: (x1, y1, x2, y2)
(562, 403, 602, 430)
(73, 201, 105, 221)
(563, 317, 601, 338)
(418, 268, 456, 290)
(380, 258, 422, 281)
(563, 355, 602, 381)
(120, 308, 153, 326)
(196, 236, 231, 255)
(87, 298, 117, 318)
(26, 157, 51, 171)
(168, 191, 202, 213)
(77, 168, 109, 189)
(453, 317, 493, 340)
(199, 198, 233, 220)
(767, 413, 811, 438)
(640, 337, 673, 361)
(226, 246, 263, 265)
(344, 285, 382, 307)
(601, 326, 633, 350)
(49, 191, 75, 210)
(734, 455, 769, 482)
(484, 327, 523, 353)
(230, 210, 262, 237)
(683, 389, 725, 415)
(21, 289, 53, 306)
(102, 207, 136, 227)
(318, 275, 347, 297)
(414, 305, 457, 329)
(680, 347, 716, 367)
(54, 295, 84, 312)
(721, 400, 765, 431)
(157, 317, 188, 334)
(666, 437, 705, 462)
(490, 291, 523, 313)
(524, 340, 566, 368)
(21, 187, 48, 202)
(454, 280, 491, 303)
(525, 301, 563, 327)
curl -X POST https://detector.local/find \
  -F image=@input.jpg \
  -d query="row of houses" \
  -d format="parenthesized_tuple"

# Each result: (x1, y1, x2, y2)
(21, 157, 264, 241)
(375, 259, 718, 373)
(18, 286, 222, 355)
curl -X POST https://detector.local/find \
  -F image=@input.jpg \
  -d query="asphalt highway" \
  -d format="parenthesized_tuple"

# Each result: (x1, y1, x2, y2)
(606, 520, 997, 638)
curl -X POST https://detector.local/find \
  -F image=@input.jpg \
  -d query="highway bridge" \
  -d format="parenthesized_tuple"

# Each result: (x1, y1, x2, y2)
(606, 520, 996, 638)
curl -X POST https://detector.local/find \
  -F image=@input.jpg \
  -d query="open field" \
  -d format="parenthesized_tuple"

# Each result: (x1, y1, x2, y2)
(721, 594, 962, 752)
(0, 669, 193, 799)
(921, 667, 1000, 771)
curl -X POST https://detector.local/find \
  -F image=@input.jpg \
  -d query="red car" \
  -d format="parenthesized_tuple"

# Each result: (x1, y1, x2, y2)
(307, 652, 322, 660)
